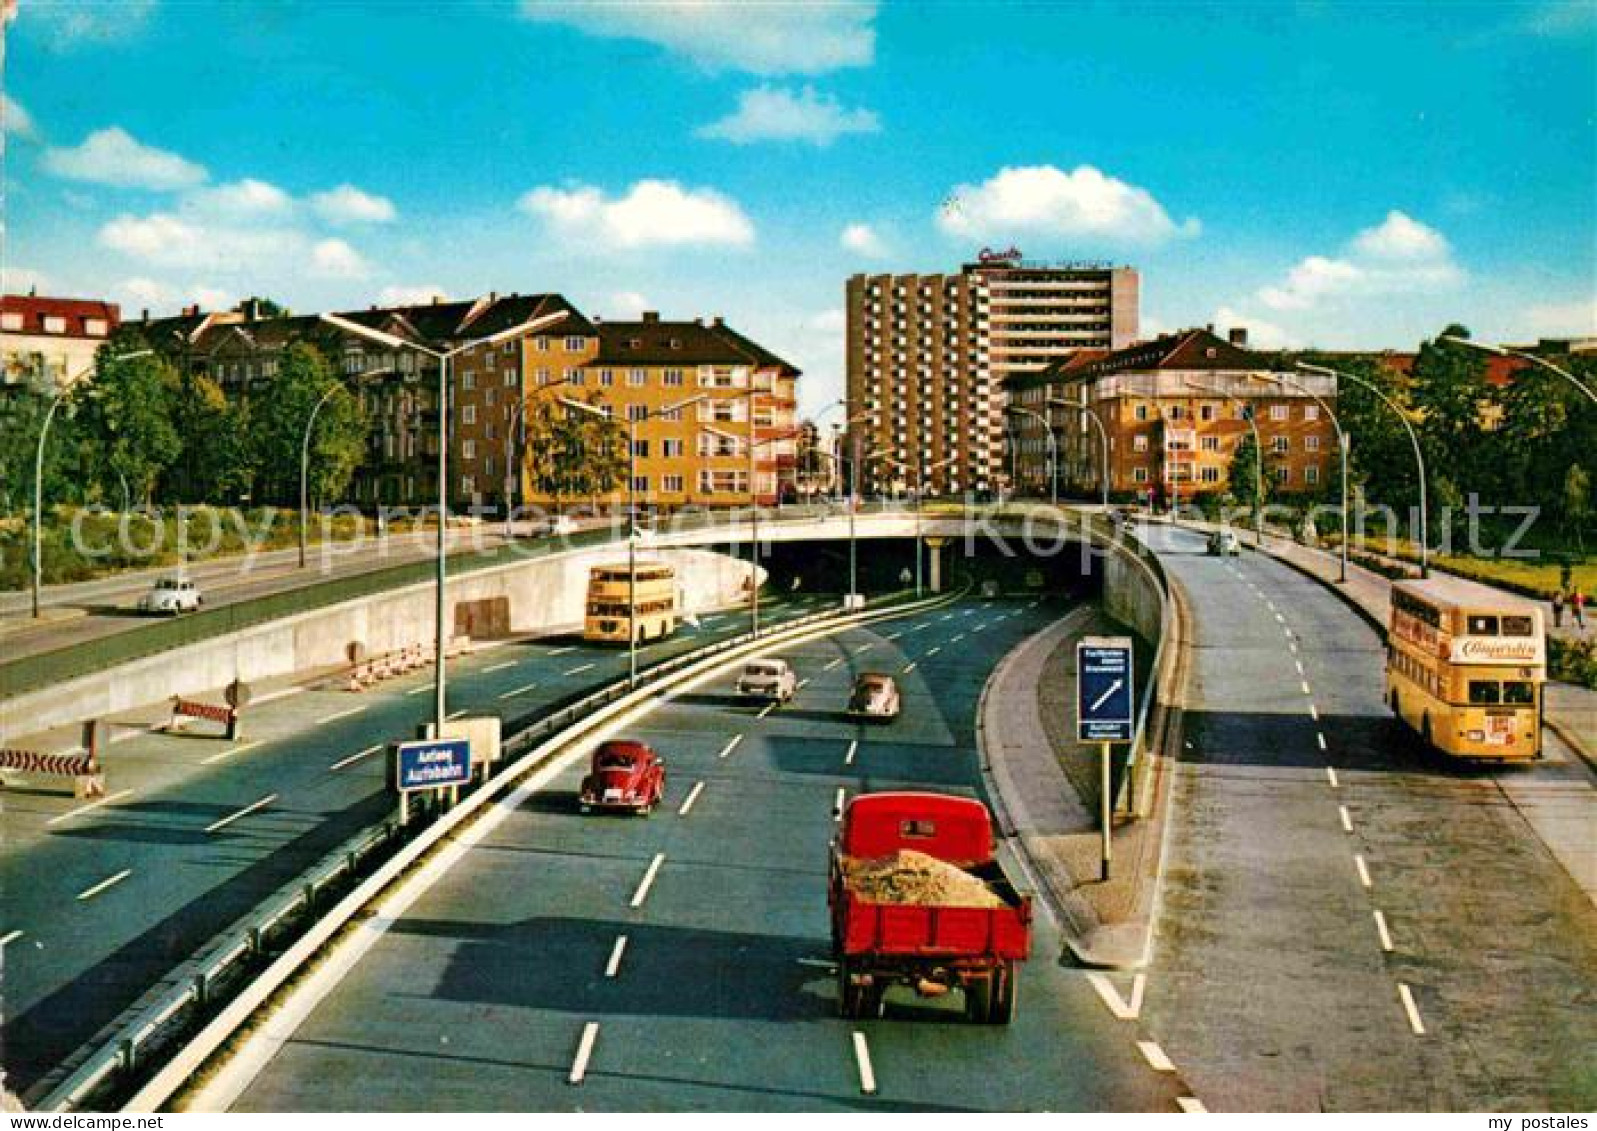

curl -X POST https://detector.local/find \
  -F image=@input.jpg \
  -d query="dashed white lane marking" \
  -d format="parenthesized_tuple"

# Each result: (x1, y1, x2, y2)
(851, 1031, 878, 1095)
(317, 706, 366, 726)
(202, 741, 262, 766)
(758, 701, 777, 719)
(206, 793, 279, 835)
(0, 929, 23, 948)
(798, 678, 811, 688)
(405, 684, 431, 696)
(548, 645, 577, 656)
(925, 646, 941, 657)
(1309, 704, 1320, 722)
(824, 658, 843, 671)
(796, 957, 836, 970)
(1275, 613, 1286, 625)
(329, 744, 382, 772)
(1355, 854, 1373, 889)
(568, 1021, 600, 1084)
(1325, 765, 1339, 787)
(1294, 660, 1305, 676)
(909, 623, 931, 633)
(1177, 1097, 1208, 1113)
(484, 659, 519, 673)
(885, 631, 902, 641)
(1317, 732, 1328, 752)
(1086, 971, 1145, 1019)
(77, 869, 132, 902)
(951, 633, 966, 644)
(940, 613, 956, 622)
(1398, 983, 1427, 1035)
(498, 681, 539, 700)
(718, 735, 743, 759)
(855, 643, 875, 654)
(678, 781, 706, 816)
(630, 853, 665, 908)
(844, 739, 858, 765)
(564, 662, 596, 677)
(1300, 680, 1312, 696)
(834, 787, 847, 821)
(1137, 1040, 1176, 1072)
(604, 935, 629, 978)
(1339, 805, 1354, 833)
(902, 662, 918, 674)
(1374, 910, 1395, 952)
(47, 788, 135, 826)
(972, 623, 988, 633)
(446, 709, 468, 721)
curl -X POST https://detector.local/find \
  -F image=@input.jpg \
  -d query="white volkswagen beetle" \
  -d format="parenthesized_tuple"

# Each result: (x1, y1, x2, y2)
(138, 576, 203, 614)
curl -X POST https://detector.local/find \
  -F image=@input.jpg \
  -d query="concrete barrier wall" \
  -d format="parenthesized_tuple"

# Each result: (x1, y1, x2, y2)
(1102, 543, 1163, 644)
(1, 547, 758, 745)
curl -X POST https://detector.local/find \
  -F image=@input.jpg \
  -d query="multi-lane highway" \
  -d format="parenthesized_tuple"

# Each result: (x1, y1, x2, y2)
(202, 596, 1188, 1112)
(0, 592, 827, 1097)
(1137, 523, 1597, 1111)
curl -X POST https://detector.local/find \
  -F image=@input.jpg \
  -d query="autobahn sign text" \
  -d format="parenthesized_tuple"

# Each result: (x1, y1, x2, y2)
(392, 737, 472, 792)
(1077, 636, 1135, 743)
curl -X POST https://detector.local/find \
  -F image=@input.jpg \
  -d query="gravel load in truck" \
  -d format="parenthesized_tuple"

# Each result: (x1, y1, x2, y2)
(839, 849, 1006, 908)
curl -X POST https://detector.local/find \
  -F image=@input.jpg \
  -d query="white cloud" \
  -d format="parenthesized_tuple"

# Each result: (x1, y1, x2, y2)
(310, 238, 370, 279)
(186, 178, 294, 218)
(697, 85, 879, 146)
(117, 276, 176, 308)
(518, 179, 755, 249)
(311, 184, 397, 225)
(1, 265, 52, 293)
(1255, 211, 1462, 314)
(1258, 255, 1365, 311)
(1520, 297, 1597, 337)
(377, 284, 449, 307)
(1351, 210, 1450, 261)
(607, 291, 652, 317)
(43, 126, 207, 190)
(115, 277, 233, 315)
(2, 94, 35, 139)
(520, 0, 876, 75)
(840, 221, 888, 258)
(937, 164, 1200, 245)
(1213, 305, 1298, 350)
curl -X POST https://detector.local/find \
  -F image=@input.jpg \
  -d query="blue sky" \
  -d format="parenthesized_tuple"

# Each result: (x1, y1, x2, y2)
(3, 0, 1594, 414)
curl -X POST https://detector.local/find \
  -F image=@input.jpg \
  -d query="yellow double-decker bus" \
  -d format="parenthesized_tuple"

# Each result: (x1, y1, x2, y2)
(1386, 576, 1545, 761)
(584, 562, 679, 645)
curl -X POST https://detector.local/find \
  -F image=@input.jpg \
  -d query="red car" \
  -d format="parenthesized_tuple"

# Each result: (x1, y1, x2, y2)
(579, 740, 666, 815)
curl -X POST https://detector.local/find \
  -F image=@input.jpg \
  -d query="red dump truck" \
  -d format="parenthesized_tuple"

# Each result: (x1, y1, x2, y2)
(829, 791, 1032, 1023)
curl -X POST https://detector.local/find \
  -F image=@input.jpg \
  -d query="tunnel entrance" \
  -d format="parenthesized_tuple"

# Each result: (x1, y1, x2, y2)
(742, 535, 1102, 600)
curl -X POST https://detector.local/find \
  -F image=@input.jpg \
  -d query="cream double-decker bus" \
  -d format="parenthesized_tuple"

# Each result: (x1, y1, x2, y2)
(1386, 576, 1544, 761)
(584, 562, 679, 645)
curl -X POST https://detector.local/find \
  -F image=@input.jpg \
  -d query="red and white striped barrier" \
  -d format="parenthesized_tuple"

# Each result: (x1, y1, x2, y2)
(170, 697, 240, 740)
(0, 747, 106, 799)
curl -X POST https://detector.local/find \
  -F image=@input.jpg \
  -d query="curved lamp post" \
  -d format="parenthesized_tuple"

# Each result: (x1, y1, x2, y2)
(299, 381, 353, 569)
(1249, 371, 1349, 582)
(1440, 335, 1597, 405)
(1005, 404, 1058, 505)
(1184, 379, 1265, 545)
(1046, 396, 1110, 510)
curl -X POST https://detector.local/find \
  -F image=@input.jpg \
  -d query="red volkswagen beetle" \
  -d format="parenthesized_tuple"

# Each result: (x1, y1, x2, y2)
(579, 740, 666, 815)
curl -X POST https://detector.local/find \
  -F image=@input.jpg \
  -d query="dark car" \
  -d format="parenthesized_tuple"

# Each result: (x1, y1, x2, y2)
(579, 740, 666, 815)
(847, 673, 902, 722)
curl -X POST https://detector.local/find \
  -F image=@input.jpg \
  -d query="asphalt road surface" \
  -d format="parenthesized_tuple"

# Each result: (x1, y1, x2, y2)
(1137, 522, 1597, 1111)
(221, 596, 1188, 1112)
(0, 593, 826, 1096)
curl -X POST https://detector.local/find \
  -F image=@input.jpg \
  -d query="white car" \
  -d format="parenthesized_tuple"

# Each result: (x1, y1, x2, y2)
(1207, 530, 1242, 556)
(737, 658, 796, 703)
(139, 577, 203, 614)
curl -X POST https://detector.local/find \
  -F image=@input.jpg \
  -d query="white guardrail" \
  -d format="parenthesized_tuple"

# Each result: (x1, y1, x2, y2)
(37, 586, 963, 1114)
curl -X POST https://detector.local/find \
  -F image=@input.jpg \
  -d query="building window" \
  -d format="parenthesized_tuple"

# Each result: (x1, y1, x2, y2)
(1168, 405, 1184, 420)
(1135, 404, 1149, 421)
(85, 318, 108, 336)
(503, 368, 516, 386)
(463, 440, 476, 459)
(1306, 435, 1320, 451)
(565, 336, 585, 351)
(599, 369, 615, 386)
(462, 405, 477, 425)
(1270, 404, 1289, 421)
(462, 371, 476, 390)
(663, 474, 684, 493)
(1305, 404, 1320, 422)
(1306, 466, 1321, 485)
(632, 438, 649, 458)
(566, 367, 584, 386)
(1133, 434, 1149, 452)
(42, 315, 66, 333)
(1200, 404, 1215, 422)
(662, 438, 684, 458)
(1200, 466, 1221, 484)
(535, 367, 551, 385)
(1133, 467, 1149, 483)
(0, 312, 22, 331)
(1272, 436, 1289, 453)
(664, 368, 684, 387)
(1201, 436, 1219, 452)
(486, 388, 497, 407)
(628, 404, 647, 422)
(502, 342, 515, 356)
(632, 475, 649, 493)
(461, 475, 475, 493)
(536, 337, 550, 352)
(628, 368, 646, 387)
(1275, 466, 1291, 484)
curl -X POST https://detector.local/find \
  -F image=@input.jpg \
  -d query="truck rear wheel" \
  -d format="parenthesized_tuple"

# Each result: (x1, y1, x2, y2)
(964, 978, 993, 1024)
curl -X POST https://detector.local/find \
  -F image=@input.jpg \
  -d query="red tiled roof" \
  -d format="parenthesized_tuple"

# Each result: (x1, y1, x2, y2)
(1, 295, 121, 338)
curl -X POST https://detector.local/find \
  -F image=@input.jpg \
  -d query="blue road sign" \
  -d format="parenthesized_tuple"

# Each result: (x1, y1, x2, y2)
(393, 737, 472, 792)
(1077, 636, 1135, 743)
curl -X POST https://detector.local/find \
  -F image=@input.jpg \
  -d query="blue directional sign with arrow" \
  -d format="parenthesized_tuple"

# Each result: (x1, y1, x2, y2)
(1077, 635, 1135, 743)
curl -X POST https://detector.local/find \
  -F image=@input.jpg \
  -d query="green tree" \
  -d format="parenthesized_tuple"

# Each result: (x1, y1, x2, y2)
(522, 391, 627, 508)
(1410, 326, 1495, 496)
(75, 348, 182, 505)
(1227, 429, 1268, 513)
(1564, 463, 1591, 554)
(172, 372, 254, 502)
(247, 343, 368, 505)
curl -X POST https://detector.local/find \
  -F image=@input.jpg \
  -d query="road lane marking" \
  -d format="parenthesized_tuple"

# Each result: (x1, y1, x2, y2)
(1289, 641, 1299, 654)
(885, 632, 902, 641)
(1, 929, 24, 948)
(1300, 680, 1312, 696)
(951, 634, 966, 644)
(940, 613, 955, 622)
(855, 643, 875, 654)
(1294, 660, 1305, 676)
(47, 788, 135, 826)
(844, 739, 858, 765)
(718, 735, 744, 759)
(446, 709, 468, 720)
(498, 681, 539, 700)
(1374, 910, 1395, 952)
(604, 936, 629, 978)
(405, 685, 431, 696)
(630, 853, 665, 908)
(834, 787, 846, 821)
(77, 869, 132, 902)
(1339, 805, 1354, 833)
(1275, 613, 1286, 624)
(1355, 854, 1372, 888)
(1137, 1040, 1176, 1072)
(484, 659, 519, 673)
(206, 793, 279, 835)
(1309, 704, 1320, 722)
(568, 1021, 600, 1084)
(1177, 1097, 1208, 1113)
(564, 663, 596, 677)
(202, 741, 262, 766)
(317, 706, 366, 726)
(1324, 765, 1340, 788)
(798, 678, 811, 688)
(796, 957, 836, 970)
(972, 623, 987, 633)
(1086, 971, 1144, 1019)
(1398, 983, 1426, 1035)
(824, 658, 843, 671)
(330, 744, 383, 772)
(758, 701, 777, 718)
(1317, 732, 1328, 752)
(851, 1031, 878, 1095)
(549, 646, 577, 656)
(902, 662, 917, 674)
(925, 646, 941, 657)
(678, 781, 706, 816)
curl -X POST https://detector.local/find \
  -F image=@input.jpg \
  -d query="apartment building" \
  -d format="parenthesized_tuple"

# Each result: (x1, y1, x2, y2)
(845, 256, 1138, 495)
(1010, 327, 1339, 501)
(1, 293, 121, 390)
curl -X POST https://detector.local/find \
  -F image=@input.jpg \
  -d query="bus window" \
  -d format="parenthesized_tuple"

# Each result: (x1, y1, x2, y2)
(1503, 681, 1535, 705)
(1466, 614, 1499, 636)
(1501, 615, 1535, 637)
(1468, 680, 1501, 705)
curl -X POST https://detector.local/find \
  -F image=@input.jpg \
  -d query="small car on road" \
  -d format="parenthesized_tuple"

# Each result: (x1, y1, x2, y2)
(738, 658, 797, 703)
(1207, 530, 1242, 556)
(138, 576, 203, 614)
(578, 740, 666, 815)
(847, 673, 901, 722)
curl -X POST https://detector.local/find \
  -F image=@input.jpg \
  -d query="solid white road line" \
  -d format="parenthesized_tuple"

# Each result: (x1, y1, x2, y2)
(564, 663, 596, 677)
(77, 869, 132, 902)
(484, 659, 519, 673)
(1398, 983, 1427, 1035)
(317, 706, 366, 726)
(206, 793, 279, 835)
(844, 739, 858, 766)
(1177, 1097, 1208, 1113)
(498, 681, 539, 700)
(824, 658, 843, 671)
(852, 1031, 878, 1095)
(329, 744, 383, 772)
(834, 787, 846, 821)
(604, 935, 629, 978)
(1355, 854, 1373, 889)
(446, 709, 468, 720)
(1325, 765, 1339, 787)
(796, 957, 836, 970)
(202, 741, 262, 766)
(1137, 1040, 1176, 1072)
(630, 853, 665, 908)
(47, 788, 134, 826)
(1339, 805, 1354, 833)
(718, 734, 744, 759)
(1085, 971, 1144, 1020)
(568, 1021, 600, 1084)
(1374, 910, 1395, 952)
(0, 929, 23, 948)
(678, 781, 706, 816)
(758, 702, 776, 719)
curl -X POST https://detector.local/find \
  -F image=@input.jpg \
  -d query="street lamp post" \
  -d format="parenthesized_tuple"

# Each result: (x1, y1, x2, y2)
(32, 349, 152, 618)
(1184, 379, 1264, 545)
(1005, 405, 1058, 505)
(1046, 396, 1110, 510)
(1249, 371, 1349, 582)
(321, 310, 568, 738)
(1441, 335, 1597, 405)
(299, 381, 351, 570)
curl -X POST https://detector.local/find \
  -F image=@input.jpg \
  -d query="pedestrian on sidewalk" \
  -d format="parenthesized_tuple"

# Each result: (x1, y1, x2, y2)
(1551, 589, 1565, 628)
(1573, 588, 1587, 630)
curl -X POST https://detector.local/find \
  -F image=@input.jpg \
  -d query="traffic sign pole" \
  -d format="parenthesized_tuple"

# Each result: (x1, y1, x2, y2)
(1077, 635, 1135, 884)
(1101, 741, 1112, 881)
